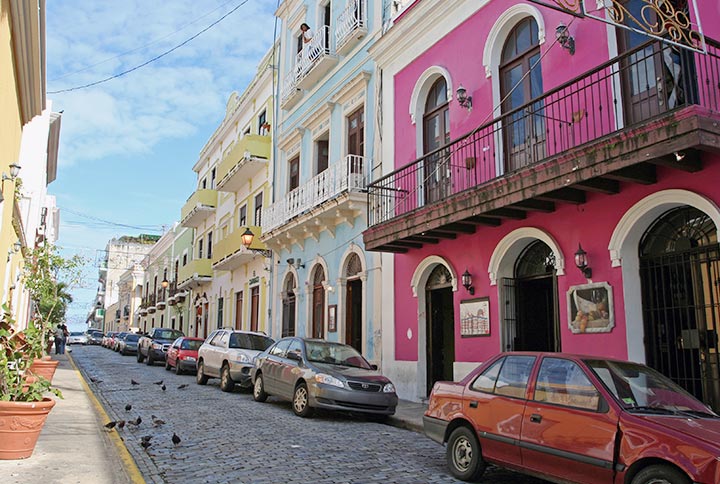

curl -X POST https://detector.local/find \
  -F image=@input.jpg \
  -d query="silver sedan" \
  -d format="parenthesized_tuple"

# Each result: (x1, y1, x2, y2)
(251, 338, 398, 418)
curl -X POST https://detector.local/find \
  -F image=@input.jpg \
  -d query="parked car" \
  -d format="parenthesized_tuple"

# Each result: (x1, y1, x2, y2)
(112, 332, 129, 352)
(424, 352, 720, 484)
(165, 337, 204, 375)
(102, 332, 117, 348)
(67, 331, 88, 345)
(117, 333, 141, 356)
(137, 328, 184, 365)
(86, 330, 104, 345)
(251, 338, 398, 418)
(197, 329, 274, 392)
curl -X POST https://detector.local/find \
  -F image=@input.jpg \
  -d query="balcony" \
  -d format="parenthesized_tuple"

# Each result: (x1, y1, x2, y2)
(156, 289, 167, 310)
(177, 258, 213, 290)
(297, 26, 338, 90)
(281, 69, 303, 109)
(180, 189, 217, 228)
(212, 226, 270, 271)
(146, 294, 157, 314)
(336, 0, 367, 55)
(262, 155, 368, 250)
(216, 135, 271, 192)
(364, 39, 720, 252)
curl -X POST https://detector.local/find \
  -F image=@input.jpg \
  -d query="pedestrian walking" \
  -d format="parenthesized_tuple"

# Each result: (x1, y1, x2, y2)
(54, 323, 68, 354)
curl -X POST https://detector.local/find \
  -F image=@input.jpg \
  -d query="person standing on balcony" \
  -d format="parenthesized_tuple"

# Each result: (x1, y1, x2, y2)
(299, 23, 319, 71)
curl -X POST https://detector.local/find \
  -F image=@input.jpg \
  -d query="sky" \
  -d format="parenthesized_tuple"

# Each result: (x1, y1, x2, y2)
(45, 0, 279, 330)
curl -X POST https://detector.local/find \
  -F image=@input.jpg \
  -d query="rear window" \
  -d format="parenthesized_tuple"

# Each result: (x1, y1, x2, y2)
(229, 333, 274, 351)
(181, 339, 203, 350)
(126, 335, 140, 342)
(70, 332, 83, 336)
(156, 330, 183, 340)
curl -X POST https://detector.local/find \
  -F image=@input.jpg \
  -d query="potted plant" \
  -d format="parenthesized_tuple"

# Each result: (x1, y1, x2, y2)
(0, 310, 62, 460)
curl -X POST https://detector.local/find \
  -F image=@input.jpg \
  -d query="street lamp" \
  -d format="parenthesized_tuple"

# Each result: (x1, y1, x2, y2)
(2, 163, 21, 182)
(461, 269, 475, 295)
(161, 277, 169, 289)
(241, 227, 255, 248)
(574, 244, 592, 279)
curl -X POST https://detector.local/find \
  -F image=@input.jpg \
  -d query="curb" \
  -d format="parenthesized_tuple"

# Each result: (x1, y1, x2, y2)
(67, 353, 146, 484)
(387, 416, 424, 434)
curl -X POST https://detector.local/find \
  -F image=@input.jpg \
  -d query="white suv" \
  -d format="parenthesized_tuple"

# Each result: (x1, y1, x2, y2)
(196, 329, 274, 392)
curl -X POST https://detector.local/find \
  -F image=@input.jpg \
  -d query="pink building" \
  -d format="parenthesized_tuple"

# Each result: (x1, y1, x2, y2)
(366, 0, 720, 406)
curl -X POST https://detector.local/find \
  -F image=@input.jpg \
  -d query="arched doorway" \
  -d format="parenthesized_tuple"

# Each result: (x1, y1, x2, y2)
(639, 206, 720, 410)
(500, 16, 544, 171)
(311, 266, 325, 339)
(426, 264, 455, 395)
(282, 274, 296, 337)
(344, 253, 363, 352)
(504, 240, 559, 352)
(423, 77, 450, 204)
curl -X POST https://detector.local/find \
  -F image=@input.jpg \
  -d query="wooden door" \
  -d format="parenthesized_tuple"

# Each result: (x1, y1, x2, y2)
(347, 107, 364, 174)
(234, 291, 243, 330)
(250, 286, 259, 332)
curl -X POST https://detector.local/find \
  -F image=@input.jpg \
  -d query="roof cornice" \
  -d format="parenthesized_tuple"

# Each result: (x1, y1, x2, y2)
(9, 0, 46, 125)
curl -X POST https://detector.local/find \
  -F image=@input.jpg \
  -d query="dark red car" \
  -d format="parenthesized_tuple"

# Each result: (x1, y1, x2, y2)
(165, 337, 204, 375)
(424, 352, 720, 484)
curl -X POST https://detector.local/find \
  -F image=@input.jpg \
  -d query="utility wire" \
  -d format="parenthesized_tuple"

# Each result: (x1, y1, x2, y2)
(49, 0, 239, 82)
(61, 207, 166, 231)
(48, 0, 250, 94)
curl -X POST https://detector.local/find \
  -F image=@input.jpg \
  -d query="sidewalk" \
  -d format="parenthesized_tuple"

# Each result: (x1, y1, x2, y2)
(0, 353, 134, 484)
(390, 399, 427, 433)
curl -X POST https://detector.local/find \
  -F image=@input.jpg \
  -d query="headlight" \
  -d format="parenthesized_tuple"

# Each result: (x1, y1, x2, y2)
(182, 356, 196, 361)
(234, 353, 250, 363)
(383, 383, 396, 393)
(151, 343, 163, 350)
(315, 373, 344, 388)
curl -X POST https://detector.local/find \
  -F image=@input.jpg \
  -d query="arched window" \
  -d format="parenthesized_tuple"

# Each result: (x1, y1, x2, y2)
(311, 266, 325, 339)
(423, 78, 451, 204)
(282, 274, 296, 337)
(500, 17, 545, 172)
(345, 253, 362, 278)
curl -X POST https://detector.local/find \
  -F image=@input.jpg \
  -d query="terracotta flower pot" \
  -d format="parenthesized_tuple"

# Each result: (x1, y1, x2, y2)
(29, 359, 59, 383)
(0, 398, 56, 459)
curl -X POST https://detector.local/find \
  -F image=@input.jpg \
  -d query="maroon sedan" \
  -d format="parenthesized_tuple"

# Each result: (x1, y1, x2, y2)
(165, 337, 203, 375)
(424, 352, 720, 484)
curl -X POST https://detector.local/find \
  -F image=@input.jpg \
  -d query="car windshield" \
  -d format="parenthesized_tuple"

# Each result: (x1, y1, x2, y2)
(586, 359, 715, 415)
(157, 330, 183, 340)
(181, 339, 203, 350)
(70, 332, 83, 336)
(305, 341, 371, 369)
(125, 335, 140, 342)
(229, 333, 273, 351)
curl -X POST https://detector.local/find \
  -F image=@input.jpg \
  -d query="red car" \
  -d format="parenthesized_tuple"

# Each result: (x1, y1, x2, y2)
(424, 352, 720, 484)
(165, 337, 204, 375)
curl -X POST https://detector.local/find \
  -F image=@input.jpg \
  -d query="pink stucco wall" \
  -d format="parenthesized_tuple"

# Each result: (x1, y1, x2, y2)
(393, 159, 720, 363)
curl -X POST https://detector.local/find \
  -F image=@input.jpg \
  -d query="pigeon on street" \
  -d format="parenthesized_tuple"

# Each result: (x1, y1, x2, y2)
(130, 379, 139, 386)
(172, 433, 181, 446)
(153, 380, 163, 385)
(161, 384, 166, 391)
(125, 404, 132, 411)
(104, 421, 117, 430)
(177, 384, 188, 390)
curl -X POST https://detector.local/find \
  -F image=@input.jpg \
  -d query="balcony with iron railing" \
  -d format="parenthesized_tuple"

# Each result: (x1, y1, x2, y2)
(213, 226, 270, 271)
(263, 155, 369, 249)
(336, 0, 367, 55)
(281, 25, 338, 109)
(364, 39, 720, 252)
(180, 188, 218, 228)
(146, 293, 157, 314)
(177, 258, 213, 290)
(156, 288, 167, 310)
(216, 135, 271, 192)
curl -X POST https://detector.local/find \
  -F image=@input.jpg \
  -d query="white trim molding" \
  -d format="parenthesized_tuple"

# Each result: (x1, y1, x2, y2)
(410, 255, 458, 297)
(488, 227, 565, 286)
(408, 66, 453, 125)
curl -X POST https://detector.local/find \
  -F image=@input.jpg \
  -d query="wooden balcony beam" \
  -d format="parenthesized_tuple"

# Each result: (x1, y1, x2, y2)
(465, 216, 502, 227)
(440, 222, 477, 234)
(510, 199, 556, 213)
(484, 208, 526, 220)
(537, 188, 586, 204)
(423, 231, 457, 240)
(649, 150, 702, 172)
(378, 245, 409, 253)
(385, 240, 423, 249)
(574, 178, 620, 194)
(605, 163, 657, 185)
(405, 235, 439, 244)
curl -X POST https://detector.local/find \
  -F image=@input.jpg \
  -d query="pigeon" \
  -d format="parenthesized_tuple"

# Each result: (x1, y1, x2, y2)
(130, 379, 139, 386)
(104, 421, 117, 430)
(140, 440, 151, 451)
(117, 420, 126, 430)
(89, 377, 102, 384)
(153, 380, 163, 385)
(141, 435, 153, 443)
(128, 416, 142, 426)
(161, 384, 166, 391)
(125, 404, 132, 412)
(172, 433, 181, 446)
(177, 384, 188, 390)
(152, 417, 166, 427)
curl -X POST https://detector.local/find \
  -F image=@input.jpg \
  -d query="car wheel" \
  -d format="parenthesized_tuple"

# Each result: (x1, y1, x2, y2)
(220, 364, 235, 392)
(146, 353, 154, 366)
(196, 360, 208, 385)
(253, 374, 268, 402)
(631, 465, 691, 484)
(121, 349, 126, 356)
(292, 382, 314, 418)
(174, 362, 183, 375)
(446, 426, 486, 482)
(165, 360, 172, 371)
(137, 352, 144, 363)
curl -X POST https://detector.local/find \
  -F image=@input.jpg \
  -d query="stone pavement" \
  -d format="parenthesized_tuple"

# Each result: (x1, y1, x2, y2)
(0, 352, 137, 484)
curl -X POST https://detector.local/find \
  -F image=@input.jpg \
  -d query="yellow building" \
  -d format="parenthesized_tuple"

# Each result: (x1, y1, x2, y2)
(1, 0, 47, 327)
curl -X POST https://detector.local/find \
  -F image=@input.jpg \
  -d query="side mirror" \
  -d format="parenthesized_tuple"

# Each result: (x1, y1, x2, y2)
(370, 364, 378, 371)
(286, 351, 302, 362)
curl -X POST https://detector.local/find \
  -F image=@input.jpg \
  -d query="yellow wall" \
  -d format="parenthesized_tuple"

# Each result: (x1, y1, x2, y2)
(0, 0, 28, 317)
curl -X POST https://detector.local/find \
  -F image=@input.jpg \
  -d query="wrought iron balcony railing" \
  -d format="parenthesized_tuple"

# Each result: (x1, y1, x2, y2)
(367, 38, 720, 227)
(336, 0, 367, 54)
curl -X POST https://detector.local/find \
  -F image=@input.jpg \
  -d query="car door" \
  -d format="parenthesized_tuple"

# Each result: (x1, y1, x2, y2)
(276, 339, 304, 398)
(520, 357, 619, 484)
(204, 331, 224, 376)
(465, 355, 535, 467)
(169, 339, 181, 366)
(264, 339, 291, 394)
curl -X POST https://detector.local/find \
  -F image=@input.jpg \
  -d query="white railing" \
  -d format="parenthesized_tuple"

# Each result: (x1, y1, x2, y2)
(281, 70, 300, 106)
(296, 25, 331, 83)
(263, 155, 368, 232)
(336, 0, 366, 50)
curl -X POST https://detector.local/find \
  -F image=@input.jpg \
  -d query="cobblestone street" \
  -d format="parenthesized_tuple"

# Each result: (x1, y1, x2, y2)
(71, 346, 548, 484)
